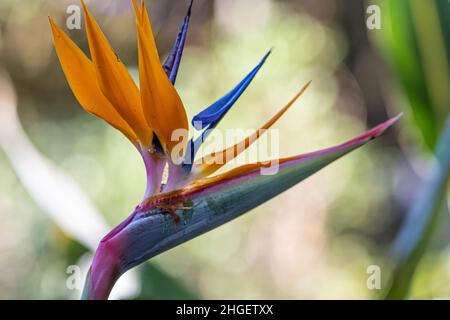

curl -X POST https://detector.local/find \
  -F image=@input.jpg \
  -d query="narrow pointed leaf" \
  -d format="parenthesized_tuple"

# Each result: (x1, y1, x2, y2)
(82, 115, 400, 299)
(373, 0, 450, 150)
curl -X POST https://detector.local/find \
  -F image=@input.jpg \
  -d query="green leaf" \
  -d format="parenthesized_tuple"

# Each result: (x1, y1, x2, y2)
(372, 0, 450, 150)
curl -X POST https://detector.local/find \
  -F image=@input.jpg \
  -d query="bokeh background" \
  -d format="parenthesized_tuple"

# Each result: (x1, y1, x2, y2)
(0, 0, 449, 299)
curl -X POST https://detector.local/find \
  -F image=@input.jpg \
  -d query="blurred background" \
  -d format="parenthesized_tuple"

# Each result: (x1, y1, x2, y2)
(0, 0, 449, 299)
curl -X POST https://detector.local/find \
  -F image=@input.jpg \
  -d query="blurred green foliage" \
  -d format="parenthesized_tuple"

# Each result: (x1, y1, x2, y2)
(372, 0, 450, 299)
(373, 0, 450, 150)
(138, 263, 198, 299)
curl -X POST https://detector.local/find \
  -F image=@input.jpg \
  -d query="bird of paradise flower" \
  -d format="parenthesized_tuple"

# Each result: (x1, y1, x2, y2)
(49, 0, 400, 299)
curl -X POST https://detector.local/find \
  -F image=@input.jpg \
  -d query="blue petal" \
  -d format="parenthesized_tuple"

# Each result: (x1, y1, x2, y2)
(162, 0, 193, 84)
(182, 133, 206, 171)
(182, 50, 272, 170)
(191, 49, 272, 130)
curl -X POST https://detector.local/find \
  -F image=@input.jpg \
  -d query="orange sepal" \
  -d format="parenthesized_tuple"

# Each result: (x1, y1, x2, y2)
(81, 0, 151, 144)
(135, 6, 188, 158)
(49, 17, 137, 143)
